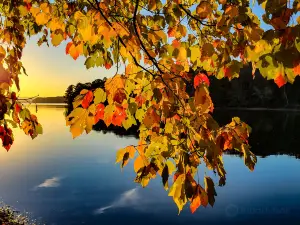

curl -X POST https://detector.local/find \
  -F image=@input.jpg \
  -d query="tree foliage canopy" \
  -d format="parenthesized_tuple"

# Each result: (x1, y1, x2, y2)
(1, 0, 300, 213)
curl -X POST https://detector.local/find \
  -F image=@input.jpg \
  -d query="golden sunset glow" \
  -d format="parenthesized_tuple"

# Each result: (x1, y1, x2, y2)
(14, 37, 116, 97)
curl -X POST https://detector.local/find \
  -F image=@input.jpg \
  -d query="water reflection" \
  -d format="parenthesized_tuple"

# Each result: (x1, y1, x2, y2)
(213, 109, 300, 158)
(0, 105, 299, 225)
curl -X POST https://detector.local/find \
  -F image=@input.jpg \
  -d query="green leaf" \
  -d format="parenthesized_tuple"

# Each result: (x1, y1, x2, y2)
(35, 124, 43, 134)
(84, 57, 95, 69)
(19, 108, 31, 120)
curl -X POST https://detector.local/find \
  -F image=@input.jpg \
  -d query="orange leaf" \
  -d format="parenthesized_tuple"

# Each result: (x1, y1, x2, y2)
(66, 42, 72, 54)
(172, 39, 180, 48)
(274, 74, 286, 88)
(168, 27, 176, 37)
(95, 103, 105, 123)
(82, 91, 93, 109)
(194, 73, 210, 88)
(143, 108, 160, 128)
(190, 195, 200, 213)
(293, 60, 300, 76)
(135, 95, 146, 107)
(196, 2, 212, 19)
(112, 106, 127, 126)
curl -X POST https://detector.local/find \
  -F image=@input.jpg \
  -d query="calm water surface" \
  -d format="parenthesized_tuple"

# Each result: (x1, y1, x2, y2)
(0, 106, 300, 225)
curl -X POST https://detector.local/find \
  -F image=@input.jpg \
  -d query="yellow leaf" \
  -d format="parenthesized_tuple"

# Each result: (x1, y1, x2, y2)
(166, 160, 176, 175)
(168, 174, 186, 214)
(48, 18, 66, 31)
(30, 7, 40, 17)
(125, 146, 135, 159)
(134, 155, 145, 173)
(36, 12, 50, 25)
(40, 2, 50, 13)
(93, 88, 106, 104)
(177, 47, 187, 61)
(116, 148, 127, 163)
(66, 104, 96, 138)
(190, 46, 200, 63)
(0, 46, 6, 61)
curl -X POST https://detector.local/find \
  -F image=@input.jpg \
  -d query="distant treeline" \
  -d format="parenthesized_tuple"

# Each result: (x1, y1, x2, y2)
(32, 96, 65, 104)
(210, 66, 300, 108)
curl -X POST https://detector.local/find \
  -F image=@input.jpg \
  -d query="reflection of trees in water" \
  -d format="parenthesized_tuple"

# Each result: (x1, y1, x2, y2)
(213, 110, 300, 159)
(91, 109, 300, 159)
(92, 120, 138, 138)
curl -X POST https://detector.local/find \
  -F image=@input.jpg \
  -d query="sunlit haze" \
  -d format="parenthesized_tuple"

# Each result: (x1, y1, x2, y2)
(14, 36, 117, 98)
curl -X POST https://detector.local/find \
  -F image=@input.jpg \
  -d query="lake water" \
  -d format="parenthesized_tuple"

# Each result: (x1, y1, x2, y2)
(0, 105, 300, 225)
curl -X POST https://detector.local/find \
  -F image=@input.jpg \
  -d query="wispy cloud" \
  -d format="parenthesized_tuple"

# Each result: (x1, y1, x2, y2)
(35, 176, 62, 189)
(94, 187, 140, 214)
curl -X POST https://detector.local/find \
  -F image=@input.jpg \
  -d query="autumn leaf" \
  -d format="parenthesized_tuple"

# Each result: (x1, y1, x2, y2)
(293, 60, 300, 76)
(143, 108, 160, 128)
(65, 42, 83, 60)
(134, 155, 145, 173)
(111, 105, 126, 126)
(196, 2, 212, 19)
(274, 73, 286, 88)
(66, 104, 96, 138)
(94, 103, 105, 123)
(194, 73, 210, 88)
(93, 88, 106, 104)
(204, 176, 217, 207)
(168, 174, 186, 214)
(82, 91, 93, 109)
(116, 145, 135, 168)
(105, 62, 112, 69)
(190, 184, 208, 213)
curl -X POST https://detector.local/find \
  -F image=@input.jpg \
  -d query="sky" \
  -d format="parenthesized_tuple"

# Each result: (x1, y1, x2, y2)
(13, 3, 273, 97)
(15, 36, 117, 98)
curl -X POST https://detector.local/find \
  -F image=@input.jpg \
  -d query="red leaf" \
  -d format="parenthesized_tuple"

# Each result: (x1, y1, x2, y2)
(194, 73, 210, 88)
(274, 74, 286, 88)
(25, 2, 32, 11)
(168, 27, 176, 37)
(15, 103, 21, 114)
(81, 91, 93, 109)
(105, 63, 112, 70)
(113, 90, 127, 104)
(0, 126, 13, 151)
(66, 42, 72, 54)
(223, 67, 231, 78)
(95, 103, 105, 123)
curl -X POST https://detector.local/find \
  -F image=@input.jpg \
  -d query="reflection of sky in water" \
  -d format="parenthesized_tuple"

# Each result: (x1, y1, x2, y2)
(0, 106, 300, 225)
